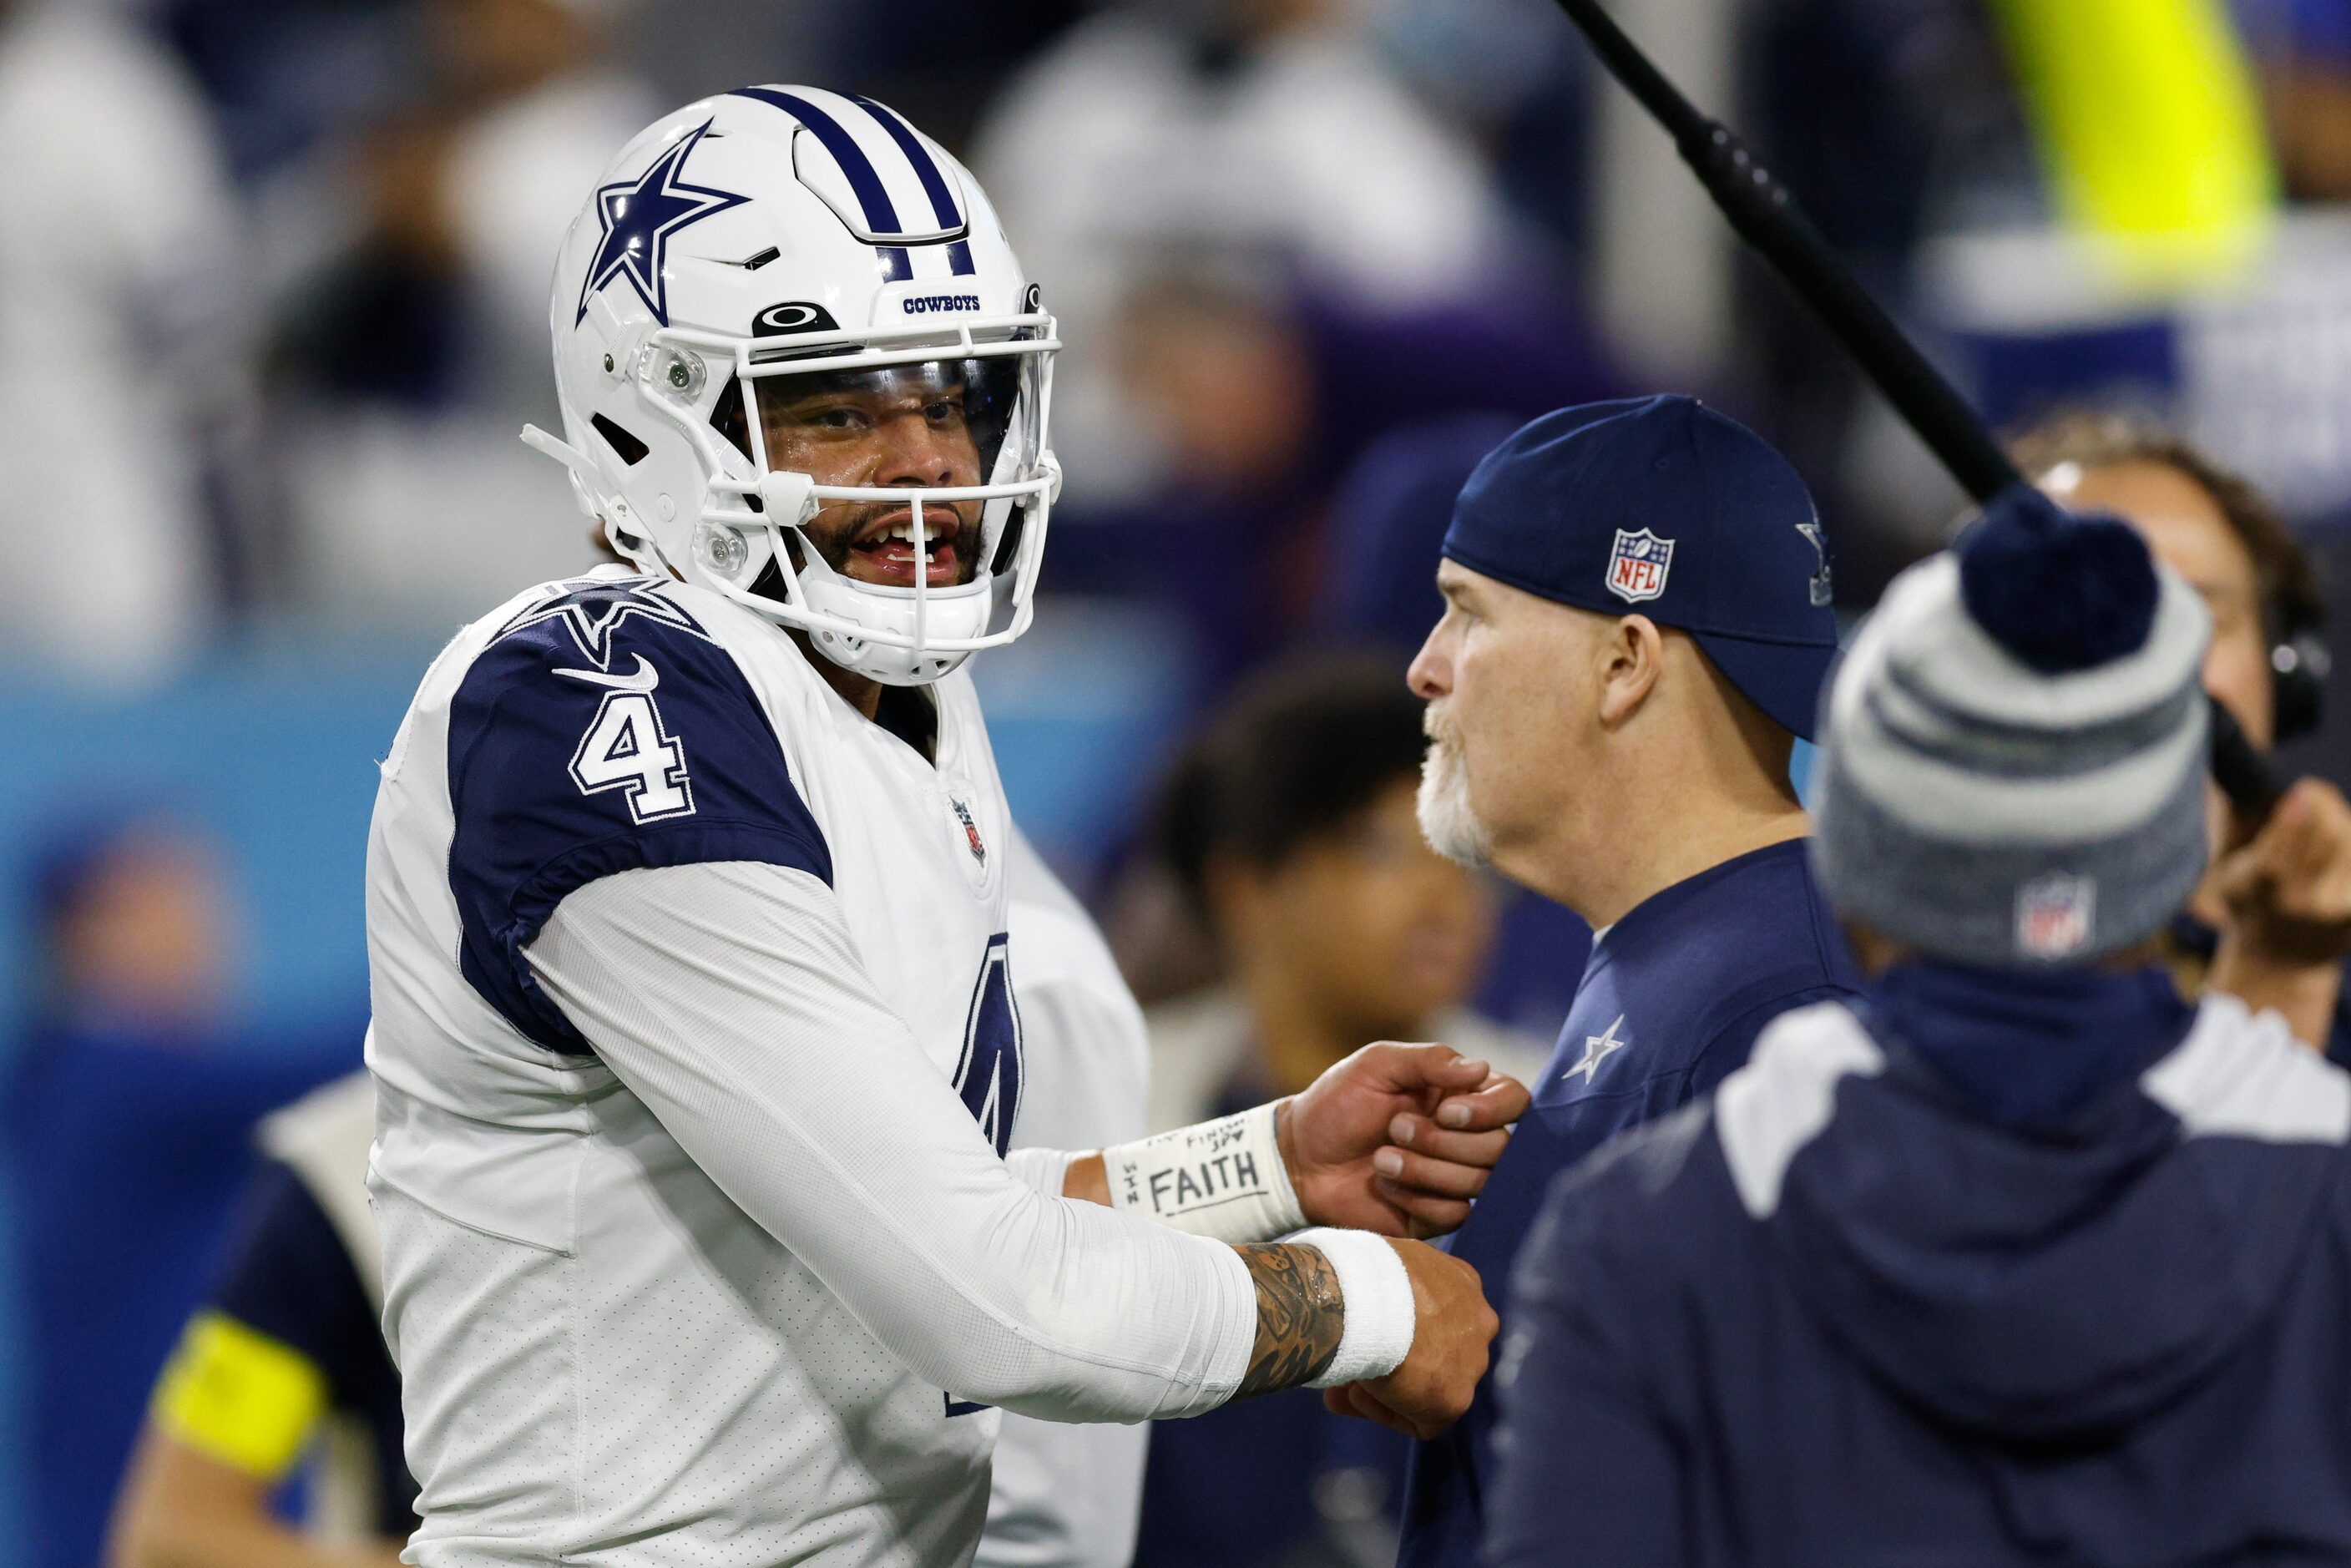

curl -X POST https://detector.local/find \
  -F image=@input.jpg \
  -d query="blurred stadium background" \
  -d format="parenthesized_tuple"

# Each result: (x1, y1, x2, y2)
(10, 0, 2351, 1562)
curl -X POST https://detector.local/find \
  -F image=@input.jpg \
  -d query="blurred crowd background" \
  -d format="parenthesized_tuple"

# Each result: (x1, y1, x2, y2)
(10, 0, 2351, 1564)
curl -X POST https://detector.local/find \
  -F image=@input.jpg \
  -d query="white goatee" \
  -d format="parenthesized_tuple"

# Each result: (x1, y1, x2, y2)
(1417, 711, 1493, 870)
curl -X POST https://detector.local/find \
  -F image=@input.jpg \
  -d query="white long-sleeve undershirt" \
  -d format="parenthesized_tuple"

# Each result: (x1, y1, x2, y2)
(524, 860, 1258, 1423)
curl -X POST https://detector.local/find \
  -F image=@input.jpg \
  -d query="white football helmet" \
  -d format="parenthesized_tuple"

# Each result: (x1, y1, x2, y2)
(526, 86, 1060, 685)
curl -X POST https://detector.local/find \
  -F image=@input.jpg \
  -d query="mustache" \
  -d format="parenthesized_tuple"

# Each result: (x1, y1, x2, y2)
(1423, 701, 1460, 748)
(804, 496, 980, 574)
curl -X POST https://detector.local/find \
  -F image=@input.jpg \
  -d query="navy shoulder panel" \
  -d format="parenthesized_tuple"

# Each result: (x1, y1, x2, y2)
(447, 576, 832, 1053)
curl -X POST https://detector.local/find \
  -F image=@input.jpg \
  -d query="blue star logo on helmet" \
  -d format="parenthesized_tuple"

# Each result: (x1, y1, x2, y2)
(574, 119, 749, 327)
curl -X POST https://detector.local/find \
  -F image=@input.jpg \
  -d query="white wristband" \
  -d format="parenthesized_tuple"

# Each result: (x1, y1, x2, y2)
(1101, 1102, 1307, 1243)
(1292, 1227, 1416, 1386)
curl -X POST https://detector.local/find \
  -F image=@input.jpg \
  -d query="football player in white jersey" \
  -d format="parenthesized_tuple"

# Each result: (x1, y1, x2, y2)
(363, 87, 1522, 1567)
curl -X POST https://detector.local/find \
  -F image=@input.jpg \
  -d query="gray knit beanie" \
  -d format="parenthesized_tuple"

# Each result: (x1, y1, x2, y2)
(1812, 486, 2213, 967)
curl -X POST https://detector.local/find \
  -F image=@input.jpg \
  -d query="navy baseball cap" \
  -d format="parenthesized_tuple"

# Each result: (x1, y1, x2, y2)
(1440, 395, 1839, 741)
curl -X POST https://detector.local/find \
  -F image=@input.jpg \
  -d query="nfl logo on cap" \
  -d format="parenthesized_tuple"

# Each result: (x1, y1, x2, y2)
(2015, 873, 2095, 960)
(1606, 529, 1675, 604)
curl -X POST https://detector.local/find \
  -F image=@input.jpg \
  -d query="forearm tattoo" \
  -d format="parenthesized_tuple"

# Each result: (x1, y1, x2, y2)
(1234, 1242, 1346, 1398)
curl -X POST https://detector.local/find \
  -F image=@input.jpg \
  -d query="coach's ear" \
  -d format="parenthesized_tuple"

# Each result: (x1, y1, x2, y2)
(1595, 614, 1666, 730)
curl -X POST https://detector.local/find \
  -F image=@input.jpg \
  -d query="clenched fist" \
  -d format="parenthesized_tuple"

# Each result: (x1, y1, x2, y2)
(1281, 1043, 1532, 1239)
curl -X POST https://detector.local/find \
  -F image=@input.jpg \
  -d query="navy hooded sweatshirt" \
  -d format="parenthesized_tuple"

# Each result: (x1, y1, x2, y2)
(1487, 962, 2351, 1568)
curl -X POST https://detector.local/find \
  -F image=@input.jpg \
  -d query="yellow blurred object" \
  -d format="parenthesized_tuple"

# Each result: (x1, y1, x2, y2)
(1993, 0, 2280, 288)
(150, 1310, 326, 1479)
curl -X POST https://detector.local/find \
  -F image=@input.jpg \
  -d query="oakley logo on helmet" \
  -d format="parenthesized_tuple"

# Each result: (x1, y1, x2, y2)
(755, 301, 842, 336)
(902, 294, 982, 316)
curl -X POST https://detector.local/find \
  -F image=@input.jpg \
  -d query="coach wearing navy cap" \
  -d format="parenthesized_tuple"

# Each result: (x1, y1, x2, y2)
(1387, 396, 1861, 1566)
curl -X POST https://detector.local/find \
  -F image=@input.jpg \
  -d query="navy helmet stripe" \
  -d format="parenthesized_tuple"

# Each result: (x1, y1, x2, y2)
(852, 97, 977, 277)
(852, 97, 958, 224)
(880, 246, 912, 281)
(731, 87, 906, 238)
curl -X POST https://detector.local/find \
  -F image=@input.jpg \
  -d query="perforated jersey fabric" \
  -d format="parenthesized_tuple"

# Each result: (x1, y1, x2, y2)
(364, 568, 1256, 1566)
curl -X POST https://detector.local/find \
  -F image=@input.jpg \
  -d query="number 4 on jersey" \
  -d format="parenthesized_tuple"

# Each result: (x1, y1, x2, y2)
(570, 690, 694, 822)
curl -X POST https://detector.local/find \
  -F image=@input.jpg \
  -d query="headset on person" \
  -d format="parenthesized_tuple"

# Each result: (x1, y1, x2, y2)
(2269, 594, 2329, 744)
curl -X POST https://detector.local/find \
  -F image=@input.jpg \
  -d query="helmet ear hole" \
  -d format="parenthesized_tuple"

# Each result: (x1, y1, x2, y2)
(591, 414, 650, 466)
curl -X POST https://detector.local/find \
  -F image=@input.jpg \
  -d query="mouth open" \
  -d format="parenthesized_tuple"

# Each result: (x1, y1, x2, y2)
(847, 507, 963, 588)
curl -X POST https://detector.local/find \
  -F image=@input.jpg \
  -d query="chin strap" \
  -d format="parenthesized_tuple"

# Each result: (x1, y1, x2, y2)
(522, 423, 662, 575)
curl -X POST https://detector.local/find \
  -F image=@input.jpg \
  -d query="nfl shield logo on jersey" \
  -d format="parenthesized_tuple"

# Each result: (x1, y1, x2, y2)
(951, 796, 987, 867)
(2015, 873, 2095, 959)
(1606, 529, 1675, 604)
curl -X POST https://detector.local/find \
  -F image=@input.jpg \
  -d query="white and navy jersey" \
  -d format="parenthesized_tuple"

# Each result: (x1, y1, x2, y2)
(389, 565, 1017, 1115)
(364, 566, 1254, 1567)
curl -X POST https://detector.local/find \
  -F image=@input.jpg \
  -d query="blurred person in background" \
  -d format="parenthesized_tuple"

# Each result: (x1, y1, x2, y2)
(1396, 397, 1861, 1568)
(109, 1075, 417, 1568)
(1136, 653, 1540, 1568)
(1484, 488, 2351, 1568)
(271, 0, 650, 624)
(2016, 412, 2345, 1051)
(1045, 252, 1616, 698)
(0, 0, 240, 681)
(970, 0, 1515, 505)
(1045, 262, 1324, 688)
(3, 814, 346, 1568)
(1147, 654, 1541, 1136)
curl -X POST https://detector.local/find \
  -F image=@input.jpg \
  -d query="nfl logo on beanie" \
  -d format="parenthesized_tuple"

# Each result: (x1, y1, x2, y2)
(2015, 873, 2096, 961)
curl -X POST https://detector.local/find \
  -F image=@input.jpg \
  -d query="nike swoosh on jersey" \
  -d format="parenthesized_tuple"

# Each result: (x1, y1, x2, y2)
(554, 655, 660, 692)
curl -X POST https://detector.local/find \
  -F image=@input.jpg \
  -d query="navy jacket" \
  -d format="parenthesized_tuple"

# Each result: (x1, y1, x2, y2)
(1489, 962, 2351, 1568)
(1402, 839, 1858, 1566)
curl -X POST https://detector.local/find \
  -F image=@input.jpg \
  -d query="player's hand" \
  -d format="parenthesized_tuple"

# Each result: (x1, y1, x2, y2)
(1280, 1044, 1531, 1240)
(1322, 1239, 1495, 1439)
(2214, 778, 2351, 968)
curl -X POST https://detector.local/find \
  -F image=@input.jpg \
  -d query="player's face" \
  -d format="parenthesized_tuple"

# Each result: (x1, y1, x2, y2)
(753, 362, 999, 590)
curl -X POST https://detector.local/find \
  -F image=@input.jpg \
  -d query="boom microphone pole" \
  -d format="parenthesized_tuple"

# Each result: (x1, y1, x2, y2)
(1549, 0, 2283, 819)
